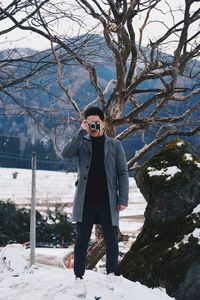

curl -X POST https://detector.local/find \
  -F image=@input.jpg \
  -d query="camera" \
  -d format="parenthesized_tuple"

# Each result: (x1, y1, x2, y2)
(88, 121, 100, 131)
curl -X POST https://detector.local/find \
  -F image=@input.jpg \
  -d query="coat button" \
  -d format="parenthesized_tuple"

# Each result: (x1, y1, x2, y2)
(86, 166, 89, 168)
(84, 177, 87, 180)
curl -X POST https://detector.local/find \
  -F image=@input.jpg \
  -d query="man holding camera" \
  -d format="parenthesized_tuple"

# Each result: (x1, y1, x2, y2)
(62, 106, 129, 298)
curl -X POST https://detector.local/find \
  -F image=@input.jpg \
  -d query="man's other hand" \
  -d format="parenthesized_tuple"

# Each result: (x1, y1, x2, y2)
(117, 204, 127, 211)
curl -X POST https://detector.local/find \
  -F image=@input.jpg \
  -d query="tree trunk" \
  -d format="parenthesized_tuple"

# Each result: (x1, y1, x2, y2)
(85, 237, 105, 270)
(85, 225, 129, 270)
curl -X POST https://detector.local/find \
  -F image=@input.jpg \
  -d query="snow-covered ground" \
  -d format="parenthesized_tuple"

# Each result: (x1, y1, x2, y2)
(0, 169, 175, 299)
(0, 167, 146, 235)
(0, 245, 174, 300)
(0, 167, 75, 204)
(0, 268, 174, 300)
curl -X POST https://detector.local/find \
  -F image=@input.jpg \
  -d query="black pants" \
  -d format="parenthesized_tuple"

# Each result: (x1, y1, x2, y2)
(73, 201, 119, 278)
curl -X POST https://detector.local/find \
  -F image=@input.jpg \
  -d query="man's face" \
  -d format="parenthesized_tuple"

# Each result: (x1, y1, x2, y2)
(86, 115, 105, 137)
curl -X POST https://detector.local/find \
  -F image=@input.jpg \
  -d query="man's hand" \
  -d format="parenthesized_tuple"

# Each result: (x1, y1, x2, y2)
(81, 120, 89, 132)
(117, 204, 127, 211)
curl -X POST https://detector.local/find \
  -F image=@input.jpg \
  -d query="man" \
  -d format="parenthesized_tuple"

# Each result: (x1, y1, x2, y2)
(62, 106, 129, 298)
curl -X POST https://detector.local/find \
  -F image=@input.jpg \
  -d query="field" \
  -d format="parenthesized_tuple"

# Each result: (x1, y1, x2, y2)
(0, 167, 146, 235)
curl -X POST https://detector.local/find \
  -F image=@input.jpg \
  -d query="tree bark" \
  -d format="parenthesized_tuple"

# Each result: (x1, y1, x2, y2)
(86, 225, 129, 270)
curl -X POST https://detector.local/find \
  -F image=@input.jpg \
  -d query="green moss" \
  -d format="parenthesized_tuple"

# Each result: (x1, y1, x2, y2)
(141, 139, 199, 172)
(135, 139, 200, 208)
(119, 210, 200, 296)
(124, 139, 200, 298)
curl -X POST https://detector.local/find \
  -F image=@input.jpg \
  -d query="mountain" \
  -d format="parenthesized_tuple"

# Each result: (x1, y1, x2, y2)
(0, 35, 199, 170)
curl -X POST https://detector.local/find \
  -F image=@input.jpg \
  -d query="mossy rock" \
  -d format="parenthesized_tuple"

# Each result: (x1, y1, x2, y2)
(136, 139, 200, 223)
(119, 139, 200, 300)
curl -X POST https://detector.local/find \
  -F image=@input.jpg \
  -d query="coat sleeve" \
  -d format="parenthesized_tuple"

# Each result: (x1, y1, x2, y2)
(116, 141, 129, 206)
(61, 127, 86, 159)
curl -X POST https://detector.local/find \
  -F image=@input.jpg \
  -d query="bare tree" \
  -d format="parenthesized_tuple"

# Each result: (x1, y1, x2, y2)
(0, 0, 100, 138)
(0, 0, 200, 267)
(0, 0, 199, 165)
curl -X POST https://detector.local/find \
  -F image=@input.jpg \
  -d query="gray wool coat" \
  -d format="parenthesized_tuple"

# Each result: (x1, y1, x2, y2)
(61, 128, 129, 226)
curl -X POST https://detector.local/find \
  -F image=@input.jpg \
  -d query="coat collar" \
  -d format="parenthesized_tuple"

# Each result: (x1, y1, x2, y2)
(83, 133, 111, 143)
(83, 134, 112, 157)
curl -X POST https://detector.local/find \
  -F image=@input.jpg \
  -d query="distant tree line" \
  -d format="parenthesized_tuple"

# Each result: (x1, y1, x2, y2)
(0, 200, 76, 247)
(0, 134, 66, 170)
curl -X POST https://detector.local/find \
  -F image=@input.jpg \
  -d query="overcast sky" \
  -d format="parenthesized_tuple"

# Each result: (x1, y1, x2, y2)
(0, 0, 199, 54)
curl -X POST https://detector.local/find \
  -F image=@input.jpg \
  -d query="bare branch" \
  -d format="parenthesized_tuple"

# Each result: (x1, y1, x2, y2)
(50, 41, 82, 117)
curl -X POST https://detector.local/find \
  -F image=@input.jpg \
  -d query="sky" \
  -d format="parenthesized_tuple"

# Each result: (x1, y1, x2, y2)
(0, 0, 199, 54)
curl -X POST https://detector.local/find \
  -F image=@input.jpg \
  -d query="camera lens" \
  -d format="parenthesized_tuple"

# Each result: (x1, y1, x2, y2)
(90, 123, 96, 130)
(88, 122, 100, 131)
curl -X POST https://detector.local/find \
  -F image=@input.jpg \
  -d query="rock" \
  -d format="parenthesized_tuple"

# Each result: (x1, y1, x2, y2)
(119, 139, 200, 300)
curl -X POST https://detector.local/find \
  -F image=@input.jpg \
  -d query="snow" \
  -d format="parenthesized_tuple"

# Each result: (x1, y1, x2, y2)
(192, 228, 200, 244)
(0, 245, 174, 300)
(0, 268, 174, 300)
(0, 168, 175, 299)
(183, 154, 200, 168)
(181, 227, 200, 245)
(0, 244, 29, 275)
(192, 204, 200, 214)
(169, 228, 200, 250)
(0, 167, 75, 204)
(177, 142, 185, 147)
(33, 247, 74, 268)
(0, 167, 145, 205)
(184, 153, 193, 161)
(147, 166, 181, 181)
(0, 167, 146, 236)
(194, 161, 200, 168)
(119, 220, 143, 235)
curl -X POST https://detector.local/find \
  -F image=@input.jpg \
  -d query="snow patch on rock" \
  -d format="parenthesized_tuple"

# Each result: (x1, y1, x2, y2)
(184, 153, 193, 161)
(147, 166, 181, 181)
(192, 204, 200, 214)
(177, 142, 185, 147)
